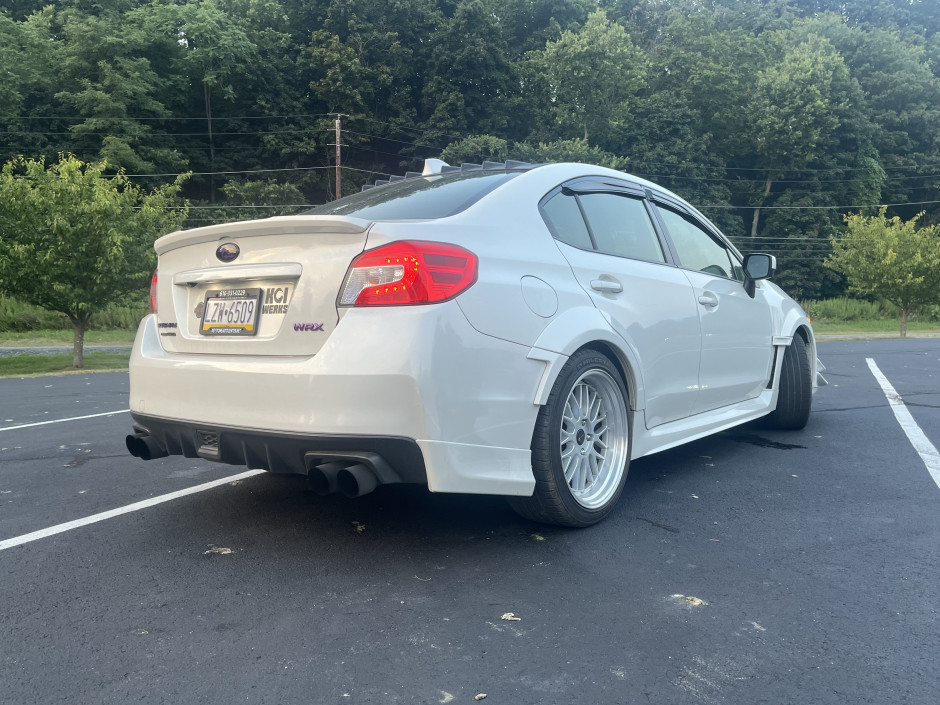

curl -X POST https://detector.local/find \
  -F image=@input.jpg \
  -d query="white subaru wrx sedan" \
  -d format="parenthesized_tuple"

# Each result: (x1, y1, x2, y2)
(127, 160, 825, 527)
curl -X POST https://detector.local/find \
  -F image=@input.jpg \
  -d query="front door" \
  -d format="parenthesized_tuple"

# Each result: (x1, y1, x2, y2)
(653, 203, 774, 414)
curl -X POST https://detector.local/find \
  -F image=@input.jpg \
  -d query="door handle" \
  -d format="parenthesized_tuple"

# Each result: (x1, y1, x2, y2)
(697, 292, 719, 307)
(591, 279, 623, 293)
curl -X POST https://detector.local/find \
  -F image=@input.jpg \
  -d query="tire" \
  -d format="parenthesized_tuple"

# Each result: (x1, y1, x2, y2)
(508, 349, 631, 527)
(766, 334, 812, 430)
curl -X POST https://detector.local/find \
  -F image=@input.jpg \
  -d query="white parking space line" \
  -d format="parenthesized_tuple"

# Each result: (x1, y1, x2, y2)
(867, 358, 940, 490)
(0, 409, 130, 432)
(0, 469, 265, 551)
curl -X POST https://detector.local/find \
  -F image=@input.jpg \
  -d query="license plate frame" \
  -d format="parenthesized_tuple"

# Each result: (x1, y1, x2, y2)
(200, 287, 262, 336)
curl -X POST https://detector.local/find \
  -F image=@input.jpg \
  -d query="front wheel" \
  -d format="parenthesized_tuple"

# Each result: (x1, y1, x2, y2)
(766, 334, 812, 430)
(508, 350, 631, 527)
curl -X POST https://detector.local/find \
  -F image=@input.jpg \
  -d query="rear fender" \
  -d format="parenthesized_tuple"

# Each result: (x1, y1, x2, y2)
(528, 306, 646, 412)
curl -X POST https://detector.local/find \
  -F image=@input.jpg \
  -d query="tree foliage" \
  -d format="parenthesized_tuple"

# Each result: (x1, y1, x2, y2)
(0, 0, 938, 302)
(529, 9, 646, 145)
(826, 209, 940, 335)
(0, 154, 188, 366)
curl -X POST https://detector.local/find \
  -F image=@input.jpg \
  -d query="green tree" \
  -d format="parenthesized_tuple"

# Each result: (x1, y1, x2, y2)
(497, 0, 594, 57)
(511, 138, 630, 170)
(746, 33, 847, 237)
(0, 7, 60, 164)
(529, 9, 646, 147)
(439, 135, 628, 170)
(53, 8, 185, 175)
(138, 0, 259, 196)
(421, 0, 517, 137)
(0, 155, 188, 366)
(186, 177, 307, 228)
(826, 208, 940, 336)
(440, 135, 511, 164)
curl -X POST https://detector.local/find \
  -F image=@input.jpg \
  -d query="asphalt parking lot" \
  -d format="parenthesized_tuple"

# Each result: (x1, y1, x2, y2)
(1, 338, 938, 705)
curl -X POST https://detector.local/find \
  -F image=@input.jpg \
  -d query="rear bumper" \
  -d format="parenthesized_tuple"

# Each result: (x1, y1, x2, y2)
(128, 303, 540, 496)
(130, 413, 428, 483)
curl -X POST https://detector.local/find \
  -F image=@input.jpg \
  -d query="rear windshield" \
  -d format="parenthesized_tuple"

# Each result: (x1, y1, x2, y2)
(304, 171, 520, 220)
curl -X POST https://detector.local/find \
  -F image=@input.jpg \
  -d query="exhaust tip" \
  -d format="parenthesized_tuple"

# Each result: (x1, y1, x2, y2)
(337, 464, 379, 498)
(126, 433, 168, 461)
(308, 461, 345, 495)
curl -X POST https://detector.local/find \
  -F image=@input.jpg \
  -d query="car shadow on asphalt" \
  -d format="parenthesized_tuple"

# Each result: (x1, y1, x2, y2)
(136, 419, 815, 565)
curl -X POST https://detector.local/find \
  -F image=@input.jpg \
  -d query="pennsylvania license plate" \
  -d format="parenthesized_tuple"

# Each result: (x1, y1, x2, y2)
(200, 288, 262, 336)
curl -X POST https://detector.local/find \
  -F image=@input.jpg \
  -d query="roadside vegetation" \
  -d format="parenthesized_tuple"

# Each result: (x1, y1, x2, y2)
(804, 297, 940, 335)
(1, 1, 938, 362)
(1, 1, 938, 301)
(0, 155, 187, 368)
(0, 294, 149, 334)
(0, 353, 130, 377)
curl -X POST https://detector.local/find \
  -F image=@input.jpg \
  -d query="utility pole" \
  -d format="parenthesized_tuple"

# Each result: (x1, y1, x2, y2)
(334, 115, 342, 200)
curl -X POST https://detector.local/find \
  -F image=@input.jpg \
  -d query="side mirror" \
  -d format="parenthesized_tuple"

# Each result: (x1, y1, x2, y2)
(742, 253, 776, 298)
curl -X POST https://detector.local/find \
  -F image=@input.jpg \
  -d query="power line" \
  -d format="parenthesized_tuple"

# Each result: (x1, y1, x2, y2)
(120, 165, 393, 178)
(633, 171, 940, 184)
(0, 128, 332, 137)
(185, 204, 314, 209)
(341, 144, 428, 162)
(631, 159, 940, 174)
(5, 114, 336, 122)
(352, 115, 469, 144)
(697, 200, 940, 209)
(340, 128, 448, 152)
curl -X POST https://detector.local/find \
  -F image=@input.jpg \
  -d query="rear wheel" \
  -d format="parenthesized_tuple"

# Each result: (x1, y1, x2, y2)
(767, 334, 812, 430)
(508, 350, 631, 527)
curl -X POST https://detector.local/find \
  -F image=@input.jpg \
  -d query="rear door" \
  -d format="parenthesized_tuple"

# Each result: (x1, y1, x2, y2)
(541, 182, 702, 428)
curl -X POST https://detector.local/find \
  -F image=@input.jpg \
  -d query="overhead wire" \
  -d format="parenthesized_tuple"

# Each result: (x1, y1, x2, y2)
(7, 118, 940, 182)
(4, 118, 939, 213)
(120, 165, 393, 178)
(5, 114, 337, 122)
(697, 199, 940, 209)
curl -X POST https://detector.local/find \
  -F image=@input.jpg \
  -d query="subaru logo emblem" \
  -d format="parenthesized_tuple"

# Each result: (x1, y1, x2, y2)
(216, 242, 240, 262)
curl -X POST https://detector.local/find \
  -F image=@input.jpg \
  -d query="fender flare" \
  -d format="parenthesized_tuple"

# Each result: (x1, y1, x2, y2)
(527, 306, 647, 412)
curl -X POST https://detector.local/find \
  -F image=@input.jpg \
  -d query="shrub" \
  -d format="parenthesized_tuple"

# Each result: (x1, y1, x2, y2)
(801, 297, 895, 322)
(0, 295, 149, 332)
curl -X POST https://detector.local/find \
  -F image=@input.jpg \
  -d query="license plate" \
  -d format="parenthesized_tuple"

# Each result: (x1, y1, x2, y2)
(200, 288, 262, 336)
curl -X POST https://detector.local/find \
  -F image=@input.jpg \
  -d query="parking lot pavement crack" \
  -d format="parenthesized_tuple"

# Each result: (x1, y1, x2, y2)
(636, 516, 680, 534)
(63, 453, 127, 469)
(721, 432, 806, 450)
(815, 404, 891, 414)
(904, 401, 940, 410)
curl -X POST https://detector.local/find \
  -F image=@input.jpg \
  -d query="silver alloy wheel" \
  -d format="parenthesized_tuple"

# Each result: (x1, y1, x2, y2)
(559, 368, 630, 509)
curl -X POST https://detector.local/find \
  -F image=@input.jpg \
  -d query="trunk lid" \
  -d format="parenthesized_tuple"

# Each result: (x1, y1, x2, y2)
(152, 215, 370, 356)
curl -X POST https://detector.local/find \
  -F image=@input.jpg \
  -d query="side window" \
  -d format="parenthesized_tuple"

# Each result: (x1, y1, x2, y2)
(657, 205, 735, 278)
(578, 193, 666, 263)
(541, 191, 593, 250)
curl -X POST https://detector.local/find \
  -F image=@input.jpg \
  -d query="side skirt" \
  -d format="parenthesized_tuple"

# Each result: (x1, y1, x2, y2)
(631, 389, 777, 460)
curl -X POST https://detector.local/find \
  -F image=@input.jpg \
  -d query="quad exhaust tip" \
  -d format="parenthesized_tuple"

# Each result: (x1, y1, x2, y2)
(306, 455, 397, 498)
(125, 432, 169, 461)
(337, 463, 378, 498)
(127, 437, 396, 498)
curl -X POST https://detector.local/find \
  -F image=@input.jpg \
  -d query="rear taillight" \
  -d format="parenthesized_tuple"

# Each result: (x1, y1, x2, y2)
(149, 269, 158, 314)
(338, 241, 477, 306)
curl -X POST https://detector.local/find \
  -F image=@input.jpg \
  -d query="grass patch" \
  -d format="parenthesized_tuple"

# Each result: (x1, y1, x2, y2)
(812, 320, 940, 336)
(0, 329, 136, 347)
(0, 352, 130, 377)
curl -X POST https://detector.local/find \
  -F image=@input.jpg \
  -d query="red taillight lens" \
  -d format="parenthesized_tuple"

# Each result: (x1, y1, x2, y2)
(149, 269, 158, 314)
(339, 241, 477, 306)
